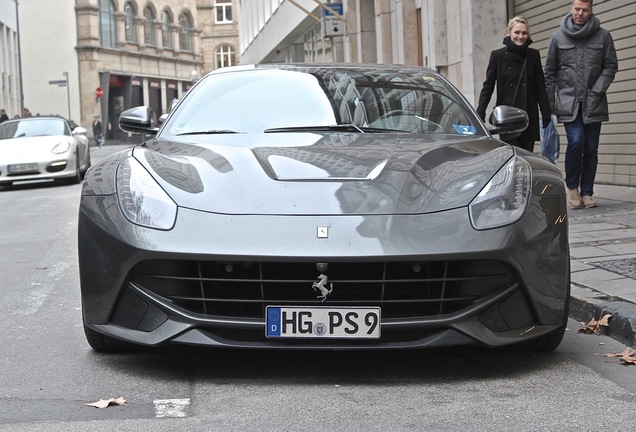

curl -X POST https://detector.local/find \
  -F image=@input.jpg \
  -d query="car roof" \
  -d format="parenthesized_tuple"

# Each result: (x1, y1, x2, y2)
(0, 116, 70, 125)
(2, 115, 68, 122)
(206, 63, 440, 77)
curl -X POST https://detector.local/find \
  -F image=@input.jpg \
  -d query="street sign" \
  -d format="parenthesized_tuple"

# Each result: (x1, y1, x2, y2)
(48, 80, 67, 87)
(323, 3, 344, 38)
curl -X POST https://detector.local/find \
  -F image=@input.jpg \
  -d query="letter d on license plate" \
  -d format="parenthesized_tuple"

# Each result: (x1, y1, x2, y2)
(266, 306, 380, 339)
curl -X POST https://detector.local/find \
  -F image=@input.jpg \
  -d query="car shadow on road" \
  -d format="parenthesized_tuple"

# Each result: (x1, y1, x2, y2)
(87, 344, 560, 385)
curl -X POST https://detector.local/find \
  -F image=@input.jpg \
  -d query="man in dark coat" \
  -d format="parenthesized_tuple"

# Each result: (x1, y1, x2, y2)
(544, 0, 617, 209)
(92, 115, 103, 147)
(477, 16, 551, 153)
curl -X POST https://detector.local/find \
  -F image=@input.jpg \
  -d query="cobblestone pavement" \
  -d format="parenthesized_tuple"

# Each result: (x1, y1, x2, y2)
(567, 184, 636, 347)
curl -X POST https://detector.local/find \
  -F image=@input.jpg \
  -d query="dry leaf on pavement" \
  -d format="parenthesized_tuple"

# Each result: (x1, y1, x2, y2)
(605, 348, 636, 366)
(578, 313, 612, 335)
(85, 396, 127, 409)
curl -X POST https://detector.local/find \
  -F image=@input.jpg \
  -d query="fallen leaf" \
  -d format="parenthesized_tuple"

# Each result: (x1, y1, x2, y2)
(85, 396, 127, 409)
(597, 314, 611, 327)
(605, 348, 636, 365)
(605, 348, 635, 358)
(578, 313, 612, 335)
(620, 356, 636, 366)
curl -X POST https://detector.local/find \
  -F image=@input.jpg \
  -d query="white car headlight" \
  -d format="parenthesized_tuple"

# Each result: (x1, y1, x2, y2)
(52, 140, 71, 154)
(116, 157, 177, 230)
(469, 156, 531, 230)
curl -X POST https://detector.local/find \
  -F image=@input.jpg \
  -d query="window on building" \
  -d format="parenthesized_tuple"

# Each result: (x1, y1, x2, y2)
(178, 13, 193, 52)
(99, 0, 117, 48)
(124, 2, 137, 43)
(144, 6, 156, 46)
(215, 45, 235, 69)
(162, 10, 173, 49)
(215, 0, 233, 24)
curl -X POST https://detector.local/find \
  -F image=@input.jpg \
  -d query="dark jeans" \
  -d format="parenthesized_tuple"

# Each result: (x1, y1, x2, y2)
(563, 110, 602, 197)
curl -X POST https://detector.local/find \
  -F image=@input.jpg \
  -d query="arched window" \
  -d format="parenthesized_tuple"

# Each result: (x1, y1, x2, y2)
(215, 45, 235, 69)
(162, 10, 173, 49)
(99, 0, 117, 48)
(144, 6, 156, 46)
(124, 2, 137, 43)
(178, 12, 193, 52)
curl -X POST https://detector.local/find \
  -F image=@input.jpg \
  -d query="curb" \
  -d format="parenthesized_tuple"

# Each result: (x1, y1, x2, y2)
(570, 286, 636, 348)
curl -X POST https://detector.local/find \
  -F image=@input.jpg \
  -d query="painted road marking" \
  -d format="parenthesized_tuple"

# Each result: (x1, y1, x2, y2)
(153, 398, 191, 418)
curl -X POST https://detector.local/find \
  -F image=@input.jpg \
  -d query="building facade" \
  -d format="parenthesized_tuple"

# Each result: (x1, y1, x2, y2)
(239, 0, 636, 187)
(0, 0, 21, 119)
(16, 0, 239, 142)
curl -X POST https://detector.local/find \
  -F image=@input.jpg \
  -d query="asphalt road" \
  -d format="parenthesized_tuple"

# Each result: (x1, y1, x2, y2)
(1, 145, 636, 431)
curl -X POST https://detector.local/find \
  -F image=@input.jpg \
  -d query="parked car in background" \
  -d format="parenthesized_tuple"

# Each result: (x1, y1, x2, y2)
(0, 116, 91, 187)
(79, 64, 570, 353)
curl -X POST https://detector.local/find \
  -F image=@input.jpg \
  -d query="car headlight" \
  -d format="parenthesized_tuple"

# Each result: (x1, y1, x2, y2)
(116, 157, 177, 230)
(52, 140, 71, 154)
(469, 156, 531, 230)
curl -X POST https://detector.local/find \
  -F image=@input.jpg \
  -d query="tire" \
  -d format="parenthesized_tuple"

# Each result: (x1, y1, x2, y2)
(68, 155, 83, 184)
(83, 324, 142, 353)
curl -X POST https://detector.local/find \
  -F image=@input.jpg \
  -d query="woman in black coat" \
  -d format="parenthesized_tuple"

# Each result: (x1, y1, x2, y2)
(477, 16, 551, 152)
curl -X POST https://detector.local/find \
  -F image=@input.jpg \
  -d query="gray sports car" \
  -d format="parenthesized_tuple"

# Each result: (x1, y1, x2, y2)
(79, 64, 570, 352)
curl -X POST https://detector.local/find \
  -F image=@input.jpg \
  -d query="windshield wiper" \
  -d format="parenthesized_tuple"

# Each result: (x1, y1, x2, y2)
(177, 130, 242, 136)
(264, 124, 403, 134)
(265, 124, 363, 133)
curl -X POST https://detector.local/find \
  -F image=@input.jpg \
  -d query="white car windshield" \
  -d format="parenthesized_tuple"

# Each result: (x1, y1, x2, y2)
(0, 118, 69, 140)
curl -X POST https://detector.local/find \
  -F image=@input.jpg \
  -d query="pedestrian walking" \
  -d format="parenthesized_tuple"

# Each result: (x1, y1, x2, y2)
(544, 0, 618, 209)
(92, 115, 103, 147)
(0, 109, 8, 123)
(477, 16, 551, 153)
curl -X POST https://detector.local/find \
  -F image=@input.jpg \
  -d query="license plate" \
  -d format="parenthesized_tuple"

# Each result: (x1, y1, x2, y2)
(8, 163, 38, 173)
(266, 306, 381, 339)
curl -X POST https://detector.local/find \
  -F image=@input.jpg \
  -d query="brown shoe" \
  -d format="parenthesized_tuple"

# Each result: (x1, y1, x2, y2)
(567, 188, 584, 209)
(582, 195, 598, 208)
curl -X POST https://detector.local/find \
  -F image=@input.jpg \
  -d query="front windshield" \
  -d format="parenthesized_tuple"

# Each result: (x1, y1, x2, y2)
(0, 118, 70, 140)
(162, 67, 485, 137)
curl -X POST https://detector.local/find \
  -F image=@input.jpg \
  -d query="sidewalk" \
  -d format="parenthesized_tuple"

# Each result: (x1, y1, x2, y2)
(567, 183, 636, 347)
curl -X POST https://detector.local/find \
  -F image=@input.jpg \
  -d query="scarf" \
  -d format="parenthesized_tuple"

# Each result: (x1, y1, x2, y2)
(503, 36, 532, 56)
(561, 12, 600, 39)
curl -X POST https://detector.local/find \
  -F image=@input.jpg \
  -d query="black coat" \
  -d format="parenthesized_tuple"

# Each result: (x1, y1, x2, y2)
(477, 44, 550, 142)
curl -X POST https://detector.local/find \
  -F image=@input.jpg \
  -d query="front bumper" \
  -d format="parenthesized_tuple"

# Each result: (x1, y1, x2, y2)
(79, 191, 570, 349)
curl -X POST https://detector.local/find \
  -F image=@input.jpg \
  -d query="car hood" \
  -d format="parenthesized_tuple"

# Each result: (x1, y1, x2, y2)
(133, 133, 513, 215)
(0, 135, 72, 157)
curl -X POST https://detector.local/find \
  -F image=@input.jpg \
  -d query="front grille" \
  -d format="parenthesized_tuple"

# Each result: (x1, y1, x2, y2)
(129, 260, 516, 320)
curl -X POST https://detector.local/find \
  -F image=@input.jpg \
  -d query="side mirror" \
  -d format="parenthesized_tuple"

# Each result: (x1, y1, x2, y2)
(119, 106, 158, 136)
(73, 126, 87, 135)
(488, 105, 528, 136)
